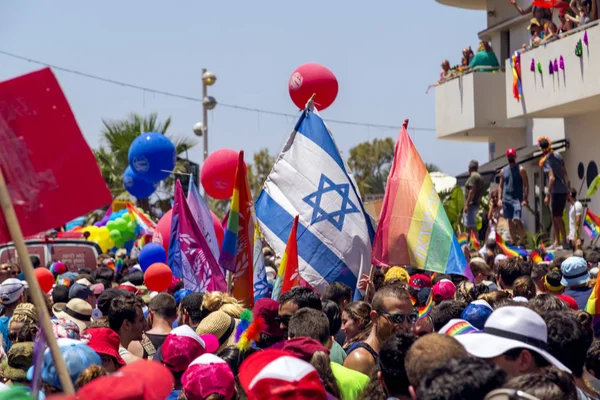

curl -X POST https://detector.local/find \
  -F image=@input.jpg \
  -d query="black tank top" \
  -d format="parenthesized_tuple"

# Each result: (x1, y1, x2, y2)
(346, 342, 379, 363)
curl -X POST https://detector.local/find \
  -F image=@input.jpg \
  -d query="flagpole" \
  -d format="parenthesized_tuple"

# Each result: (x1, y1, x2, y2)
(0, 168, 75, 394)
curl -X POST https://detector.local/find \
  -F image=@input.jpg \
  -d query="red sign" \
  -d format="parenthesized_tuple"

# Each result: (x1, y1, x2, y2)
(0, 68, 112, 244)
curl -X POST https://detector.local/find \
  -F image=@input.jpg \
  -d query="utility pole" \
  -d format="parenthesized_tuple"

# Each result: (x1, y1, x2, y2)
(193, 68, 217, 200)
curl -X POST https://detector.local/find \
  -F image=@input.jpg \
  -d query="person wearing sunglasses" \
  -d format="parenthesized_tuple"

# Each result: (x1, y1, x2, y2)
(277, 287, 322, 340)
(344, 285, 416, 376)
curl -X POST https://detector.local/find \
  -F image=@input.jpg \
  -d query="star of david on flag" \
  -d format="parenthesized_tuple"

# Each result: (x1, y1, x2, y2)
(255, 106, 374, 296)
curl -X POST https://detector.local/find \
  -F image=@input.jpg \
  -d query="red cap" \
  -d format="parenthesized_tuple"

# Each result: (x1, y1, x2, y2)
(506, 148, 517, 158)
(253, 298, 284, 339)
(557, 294, 578, 310)
(432, 279, 456, 302)
(282, 337, 330, 362)
(86, 328, 126, 366)
(182, 354, 235, 400)
(161, 325, 207, 372)
(239, 350, 327, 400)
(75, 360, 174, 400)
(409, 274, 432, 289)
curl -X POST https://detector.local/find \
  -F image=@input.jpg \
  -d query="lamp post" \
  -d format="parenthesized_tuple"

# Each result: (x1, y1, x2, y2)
(193, 68, 217, 199)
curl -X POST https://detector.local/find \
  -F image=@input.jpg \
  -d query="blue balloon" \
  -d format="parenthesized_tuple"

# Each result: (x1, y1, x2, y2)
(128, 132, 176, 183)
(123, 166, 157, 199)
(138, 242, 167, 272)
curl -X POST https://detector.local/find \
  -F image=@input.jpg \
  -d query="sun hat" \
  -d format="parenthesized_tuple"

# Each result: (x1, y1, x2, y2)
(282, 337, 330, 362)
(384, 266, 410, 283)
(461, 299, 493, 330)
(432, 279, 456, 302)
(454, 306, 571, 373)
(439, 319, 481, 336)
(27, 338, 101, 390)
(182, 354, 236, 400)
(11, 303, 38, 324)
(239, 349, 327, 400)
(68, 283, 92, 301)
(409, 274, 432, 290)
(86, 328, 125, 366)
(50, 318, 81, 340)
(52, 298, 92, 332)
(160, 325, 208, 372)
(560, 256, 590, 287)
(252, 298, 284, 339)
(196, 311, 238, 352)
(3, 342, 34, 381)
(70, 360, 174, 400)
(0, 279, 27, 304)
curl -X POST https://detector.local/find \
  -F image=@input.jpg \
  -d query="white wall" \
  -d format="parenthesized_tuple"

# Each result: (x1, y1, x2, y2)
(527, 118, 566, 146)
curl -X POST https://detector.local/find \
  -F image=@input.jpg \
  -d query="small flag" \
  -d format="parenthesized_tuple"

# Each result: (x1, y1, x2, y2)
(221, 151, 255, 307)
(470, 231, 481, 251)
(496, 233, 528, 258)
(510, 53, 523, 102)
(457, 233, 468, 248)
(272, 215, 300, 300)
(252, 222, 269, 302)
(127, 204, 156, 237)
(585, 273, 600, 315)
(418, 292, 433, 319)
(584, 209, 600, 241)
(372, 120, 468, 276)
(531, 251, 543, 264)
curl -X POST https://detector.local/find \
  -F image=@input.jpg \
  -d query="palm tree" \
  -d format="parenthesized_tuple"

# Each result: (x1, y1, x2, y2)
(425, 163, 441, 173)
(94, 113, 196, 207)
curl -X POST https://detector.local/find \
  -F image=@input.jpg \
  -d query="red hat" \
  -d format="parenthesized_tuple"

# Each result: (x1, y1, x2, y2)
(409, 274, 432, 289)
(557, 294, 578, 310)
(253, 298, 284, 339)
(239, 349, 327, 400)
(182, 353, 235, 400)
(75, 360, 174, 400)
(282, 337, 330, 362)
(161, 325, 207, 372)
(432, 279, 457, 302)
(506, 148, 517, 158)
(86, 328, 126, 366)
(117, 282, 141, 295)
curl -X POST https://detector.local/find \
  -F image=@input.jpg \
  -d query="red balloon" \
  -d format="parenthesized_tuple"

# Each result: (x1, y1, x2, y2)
(211, 211, 224, 249)
(144, 263, 173, 292)
(35, 268, 55, 294)
(289, 63, 338, 111)
(201, 149, 239, 200)
(152, 210, 172, 254)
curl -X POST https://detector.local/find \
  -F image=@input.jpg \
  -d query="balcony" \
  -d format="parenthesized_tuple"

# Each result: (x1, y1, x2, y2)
(506, 21, 600, 119)
(435, 68, 526, 141)
(435, 0, 486, 10)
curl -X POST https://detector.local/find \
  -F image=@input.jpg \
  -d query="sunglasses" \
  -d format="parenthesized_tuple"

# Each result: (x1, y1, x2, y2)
(378, 311, 418, 325)
(274, 315, 292, 326)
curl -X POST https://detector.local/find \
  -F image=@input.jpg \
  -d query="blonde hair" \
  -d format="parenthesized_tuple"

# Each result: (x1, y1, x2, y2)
(384, 267, 410, 283)
(75, 365, 107, 389)
(201, 292, 244, 318)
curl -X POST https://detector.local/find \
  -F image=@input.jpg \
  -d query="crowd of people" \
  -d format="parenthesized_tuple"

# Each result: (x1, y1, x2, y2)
(0, 232, 598, 399)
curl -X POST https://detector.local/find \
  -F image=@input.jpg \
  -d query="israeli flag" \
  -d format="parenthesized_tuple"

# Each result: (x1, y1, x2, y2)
(255, 108, 375, 295)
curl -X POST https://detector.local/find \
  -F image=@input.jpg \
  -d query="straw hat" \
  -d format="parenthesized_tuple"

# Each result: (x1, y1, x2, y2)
(196, 311, 238, 352)
(53, 298, 92, 332)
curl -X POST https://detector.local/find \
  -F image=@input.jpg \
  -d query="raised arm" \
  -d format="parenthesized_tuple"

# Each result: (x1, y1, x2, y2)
(520, 167, 529, 206)
(498, 171, 504, 206)
(509, 0, 531, 15)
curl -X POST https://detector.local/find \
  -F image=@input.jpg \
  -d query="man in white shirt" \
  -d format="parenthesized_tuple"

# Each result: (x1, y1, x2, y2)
(567, 188, 583, 250)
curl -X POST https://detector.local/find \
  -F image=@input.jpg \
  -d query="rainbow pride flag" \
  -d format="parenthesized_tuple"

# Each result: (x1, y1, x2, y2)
(272, 215, 300, 301)
(531, 251, 542, 264)
(418, 292, 433, 319)
(372, 120, 467, 276)
(127, 204, 156, 236)
(584, 209, 600, 240)
(585, 273, 600, 315)
(457, 233, 468, 248)
(470, 231, 481, 251)
(496, 233, 528, 258)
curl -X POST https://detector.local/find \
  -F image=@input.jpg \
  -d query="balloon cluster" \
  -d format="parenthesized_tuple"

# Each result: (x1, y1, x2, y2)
(82, 207, 150, 252)
(123, 132, 176, 199)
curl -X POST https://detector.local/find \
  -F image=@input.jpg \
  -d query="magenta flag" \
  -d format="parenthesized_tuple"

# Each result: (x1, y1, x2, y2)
(169, 180, 226, 292)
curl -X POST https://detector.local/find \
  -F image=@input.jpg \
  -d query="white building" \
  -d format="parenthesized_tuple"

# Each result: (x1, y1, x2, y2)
(434, 0, 599, 236)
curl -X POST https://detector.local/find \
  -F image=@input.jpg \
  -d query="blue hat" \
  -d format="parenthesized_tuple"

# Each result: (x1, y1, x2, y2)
(560, 256, 589, 287)
(27, 338, 101, 390)
(68, 283, 92, 301)
(174, 289, 193, 306)
(461, 299, 493, 330)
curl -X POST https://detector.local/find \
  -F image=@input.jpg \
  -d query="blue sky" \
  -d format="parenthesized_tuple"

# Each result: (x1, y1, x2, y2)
(1, 1, 487, 176)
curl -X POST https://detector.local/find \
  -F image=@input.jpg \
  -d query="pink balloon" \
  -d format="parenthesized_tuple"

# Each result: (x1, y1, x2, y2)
(211, 211, 224, 249)
(201, 149, 239, 200)
(289, 63, 338, 111)
(152, 210, 172, 254)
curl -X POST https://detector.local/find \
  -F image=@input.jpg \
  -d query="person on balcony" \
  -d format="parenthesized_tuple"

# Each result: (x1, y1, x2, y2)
(558, 8, 574, 33)
(440, 60, 451, 82)
(461, 47, 474, 69)
(539, 137, 570, 250)
(567, 0, 593, 26)
(508, 0, 553, 26)
(498, 148, 529, 247)
(526, 18, 544, 48)
(469, 41, 500, 71)
(463, 160, 484, 241)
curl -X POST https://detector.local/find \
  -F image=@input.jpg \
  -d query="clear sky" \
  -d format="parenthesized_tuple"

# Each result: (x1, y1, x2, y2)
(1, 1, 487, 177)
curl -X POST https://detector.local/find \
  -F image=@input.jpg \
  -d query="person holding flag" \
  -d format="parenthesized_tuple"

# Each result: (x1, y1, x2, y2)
(498, 148, 529, 247)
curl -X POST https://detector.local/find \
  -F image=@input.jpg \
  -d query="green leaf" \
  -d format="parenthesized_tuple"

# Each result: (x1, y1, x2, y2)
(443, 186, 465, 226)
(587, 175, 600, 198)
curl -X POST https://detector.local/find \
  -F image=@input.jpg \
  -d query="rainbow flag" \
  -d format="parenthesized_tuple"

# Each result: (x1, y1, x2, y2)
(127, 204, 156, 236)
(531, 251, 542, 264)
(585, 273, 600, 315)
(272, 215, 300, 301)
(418, 292, 433, 319)
(457, 233, 468, 248)
(220, 151, 255, 307)
(470, 231, 481, 251)
(496, 233, 528, 258)
(372, 120, 467, 276)
(510, 53, 522, 102)
(584, 209, 600, 240)
(545, 252, 555, 262)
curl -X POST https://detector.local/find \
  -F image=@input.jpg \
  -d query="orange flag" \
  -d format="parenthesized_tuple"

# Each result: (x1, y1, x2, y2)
(273, 215, 300, 299)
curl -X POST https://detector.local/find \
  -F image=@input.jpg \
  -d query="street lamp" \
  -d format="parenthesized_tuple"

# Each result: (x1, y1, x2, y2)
(193, 69, 217, 200)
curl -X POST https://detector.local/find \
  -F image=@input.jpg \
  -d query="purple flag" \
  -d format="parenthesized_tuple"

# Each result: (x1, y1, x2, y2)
(168, 180, 226, 292)
(31, 311, 47, 396)
(187, 180, 220, 261)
